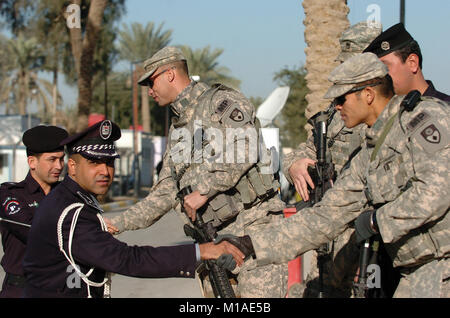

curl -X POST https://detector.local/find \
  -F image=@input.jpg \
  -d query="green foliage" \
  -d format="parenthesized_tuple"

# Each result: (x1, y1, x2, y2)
(91, 71, 132, 128)
(0, 34, 56, 117)
(249, 96, 264, 111)
(179, 45, 241, 89)
(118, 22, 172, 63)
(273, 65, 309, 148)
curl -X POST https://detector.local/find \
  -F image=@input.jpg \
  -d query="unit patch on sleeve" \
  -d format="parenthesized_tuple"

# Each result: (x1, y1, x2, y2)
(3, 197, 21, 215)
(413, 121, 448, 154)
(420, 124, 441, 144)
(230, 108, 244, 122)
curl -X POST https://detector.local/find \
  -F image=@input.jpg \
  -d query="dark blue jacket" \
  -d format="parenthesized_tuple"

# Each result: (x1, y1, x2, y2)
(23, 176, 197, 298)
(0, 173, 47, 276)
(424, 80, 450, 103)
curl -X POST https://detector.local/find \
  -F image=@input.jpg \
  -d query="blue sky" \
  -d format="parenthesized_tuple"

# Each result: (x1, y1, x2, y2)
(114, 0, 450, 100)
(19, 0, 450, 108)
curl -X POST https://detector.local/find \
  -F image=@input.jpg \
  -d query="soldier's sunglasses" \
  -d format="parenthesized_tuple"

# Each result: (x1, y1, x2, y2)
(148, 67, 174, 88)
(334, 81, 382, 106)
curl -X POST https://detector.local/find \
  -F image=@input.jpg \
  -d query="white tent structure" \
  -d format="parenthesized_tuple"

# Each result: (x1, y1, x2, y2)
(0, 115, 40, 183)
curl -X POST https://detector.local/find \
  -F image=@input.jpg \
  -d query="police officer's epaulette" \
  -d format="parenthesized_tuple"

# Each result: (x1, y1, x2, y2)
(76, 191, 103, 212)
(0, 181, 24, 190)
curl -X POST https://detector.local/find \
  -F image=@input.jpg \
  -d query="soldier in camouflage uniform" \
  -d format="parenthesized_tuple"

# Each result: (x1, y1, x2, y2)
(284, 22, 381, 297)
(108, 46, 287, 297)
(230, 53, 449, 297)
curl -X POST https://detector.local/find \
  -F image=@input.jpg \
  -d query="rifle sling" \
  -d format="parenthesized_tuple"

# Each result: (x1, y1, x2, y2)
(370, 112, 399, 162)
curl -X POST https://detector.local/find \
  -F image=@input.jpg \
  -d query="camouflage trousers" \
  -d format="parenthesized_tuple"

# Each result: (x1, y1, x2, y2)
(287, 227, 360, 298)
(394, 257, 450, 298)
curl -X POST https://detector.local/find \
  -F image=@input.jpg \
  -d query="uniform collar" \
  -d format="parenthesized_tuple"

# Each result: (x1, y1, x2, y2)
(366, 95, 403, 147)
(62, 175, 103, 212)
(423, 80, 438, 98)
(24, 172, 49, 195)
(170, 81, 209, 117)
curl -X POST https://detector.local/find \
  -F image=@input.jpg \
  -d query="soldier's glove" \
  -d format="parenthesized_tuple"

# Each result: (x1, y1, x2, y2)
(355, 210, 379, 244)
(214, 234, 256, 260)
(216, 254, 237, 272)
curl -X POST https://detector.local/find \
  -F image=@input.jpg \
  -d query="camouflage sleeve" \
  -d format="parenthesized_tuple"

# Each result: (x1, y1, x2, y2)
(281, 135, 316, 184)
(376, 103, 450, 243)
(111, 151, 178, 233)
(193, 89, 257, 198)
(250, 148, 369, 266)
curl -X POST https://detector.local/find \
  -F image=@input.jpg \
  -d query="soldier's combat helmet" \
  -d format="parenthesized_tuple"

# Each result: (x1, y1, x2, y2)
(60, 120, 121, 160)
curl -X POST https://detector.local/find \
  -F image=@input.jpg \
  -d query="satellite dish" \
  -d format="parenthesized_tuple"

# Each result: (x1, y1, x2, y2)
(256, 86, 290, 127)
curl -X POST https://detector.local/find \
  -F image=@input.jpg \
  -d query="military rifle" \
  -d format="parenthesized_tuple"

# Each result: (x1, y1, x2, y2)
(295, 104, 337, 298)
(177, 186, 236, 298)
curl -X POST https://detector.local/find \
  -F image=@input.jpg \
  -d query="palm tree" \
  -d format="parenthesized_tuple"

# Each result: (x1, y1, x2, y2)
(0, 34, 60, 120)
(31, 0, 71, 125)
(302, 0, 349, 120)
(117, 22, 172, 133)
(178, 45, 241, 89)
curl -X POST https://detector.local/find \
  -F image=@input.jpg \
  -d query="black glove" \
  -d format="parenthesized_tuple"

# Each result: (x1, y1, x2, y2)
(216, 254, 236, 271)
(215, 234, 256, 260)
(355, 210, 378, 244)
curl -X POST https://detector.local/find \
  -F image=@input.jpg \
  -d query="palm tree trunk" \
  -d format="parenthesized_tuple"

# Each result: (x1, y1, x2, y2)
(18, 71, 27, 115)
(70, 0, 108, 132)
(302, 0, 349, 120)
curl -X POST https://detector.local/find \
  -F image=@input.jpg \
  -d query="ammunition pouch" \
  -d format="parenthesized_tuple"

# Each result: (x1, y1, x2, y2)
(202, 191, 241, 228)
(235, 162, 280, 209)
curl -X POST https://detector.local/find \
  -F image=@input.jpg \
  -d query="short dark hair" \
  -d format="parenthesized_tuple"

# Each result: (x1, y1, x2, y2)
(394, 40, 423, 69)
(167, 60, 189, 76)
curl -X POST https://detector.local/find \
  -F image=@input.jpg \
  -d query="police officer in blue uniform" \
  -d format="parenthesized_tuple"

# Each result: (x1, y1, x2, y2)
(23, 120, 244, 298)
(0, 125, 68, 297)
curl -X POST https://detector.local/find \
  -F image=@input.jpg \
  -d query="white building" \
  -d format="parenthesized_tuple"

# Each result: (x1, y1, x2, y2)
(0, 115, 40, 183)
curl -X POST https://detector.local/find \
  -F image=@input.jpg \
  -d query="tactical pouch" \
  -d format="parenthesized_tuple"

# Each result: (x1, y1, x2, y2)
(203, 192, 241, 227)
(235, 162, 280, 208)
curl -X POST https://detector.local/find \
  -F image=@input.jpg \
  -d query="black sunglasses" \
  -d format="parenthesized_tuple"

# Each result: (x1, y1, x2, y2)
(334, 81, 382, 106)
(148, 67, 174, 88)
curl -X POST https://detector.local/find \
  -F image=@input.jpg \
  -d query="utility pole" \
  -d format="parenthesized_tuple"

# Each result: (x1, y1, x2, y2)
(400, 0, 405, 25)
